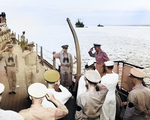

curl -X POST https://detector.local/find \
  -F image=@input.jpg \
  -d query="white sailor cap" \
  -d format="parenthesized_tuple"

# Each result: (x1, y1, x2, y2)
(85, 59, 96, 69)
(104, 61, 114, 66)
(87, 59, 96, 66)
(27, 42, 35, 47)
(28, 83, 47, 98)
(0, 83, 5, 94)
(84, 70, 101, 83)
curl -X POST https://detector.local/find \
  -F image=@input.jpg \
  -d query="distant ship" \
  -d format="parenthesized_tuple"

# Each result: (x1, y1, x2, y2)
(97, 24, 104, 27)
(75, 19, 84, 27)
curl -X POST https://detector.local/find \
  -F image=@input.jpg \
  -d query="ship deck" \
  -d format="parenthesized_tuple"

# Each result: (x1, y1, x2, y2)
(0, 44, 76, 120)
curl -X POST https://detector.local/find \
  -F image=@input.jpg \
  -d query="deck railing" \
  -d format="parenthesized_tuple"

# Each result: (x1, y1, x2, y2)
(114, 61, 145, 91)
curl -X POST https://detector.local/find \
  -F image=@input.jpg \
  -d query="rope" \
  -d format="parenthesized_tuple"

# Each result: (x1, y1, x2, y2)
(36, 44, 53, 54)
(43, 56, 53, 61)
(42, 47, 53, 54)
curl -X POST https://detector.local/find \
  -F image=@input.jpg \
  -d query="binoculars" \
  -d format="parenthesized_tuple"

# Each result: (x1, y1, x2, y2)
(8, 57, 14, 62)
(63, 57, 69, 63)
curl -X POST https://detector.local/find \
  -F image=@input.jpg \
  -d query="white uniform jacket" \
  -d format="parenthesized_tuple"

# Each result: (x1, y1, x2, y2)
(100, 72, 119, 120)
(42, 85, 72, 108)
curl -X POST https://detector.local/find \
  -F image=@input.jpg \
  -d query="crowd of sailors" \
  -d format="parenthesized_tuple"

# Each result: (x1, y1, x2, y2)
(0, 35, 150, 120)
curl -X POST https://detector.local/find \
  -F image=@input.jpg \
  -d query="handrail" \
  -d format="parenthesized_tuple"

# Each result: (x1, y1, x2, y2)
(114, 60, 144, 69)
(116, 89, 128, 98)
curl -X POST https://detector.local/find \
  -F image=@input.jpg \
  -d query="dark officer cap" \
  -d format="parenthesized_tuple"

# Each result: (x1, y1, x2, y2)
(6, 41, 11, 44)
(93, 44, 101, 47)
(7, 44, 13, 48)
(61, 45, 69, 49)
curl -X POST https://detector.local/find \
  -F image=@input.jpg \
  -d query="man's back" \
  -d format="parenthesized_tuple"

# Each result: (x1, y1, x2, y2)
(101, 73, 118, 95)
(19, 104, 66, 120)
(77, 89, 108, 118)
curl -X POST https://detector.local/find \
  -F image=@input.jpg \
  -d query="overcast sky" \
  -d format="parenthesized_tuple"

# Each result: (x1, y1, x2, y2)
(1, 0, 150, 28)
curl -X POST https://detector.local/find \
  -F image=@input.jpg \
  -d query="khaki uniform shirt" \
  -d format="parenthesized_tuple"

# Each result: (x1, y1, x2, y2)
(128, 84, 150, 117)
(54, 51, 73, 72)
(75, 88, 108, 120)
(2, 52, 18, 67)
(19, 104, 67, 120)
(22, 51, 37, 66)
(21, 35, 25, 42)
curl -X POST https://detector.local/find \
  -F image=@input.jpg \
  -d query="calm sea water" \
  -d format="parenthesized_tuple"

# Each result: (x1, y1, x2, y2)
(18, 25, 150, 81)
(29, 25, 149, 70)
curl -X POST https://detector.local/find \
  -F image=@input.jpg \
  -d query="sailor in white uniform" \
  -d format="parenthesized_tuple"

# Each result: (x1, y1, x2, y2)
(42, 70, 72, 108)
(100, 61, 119, 120)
